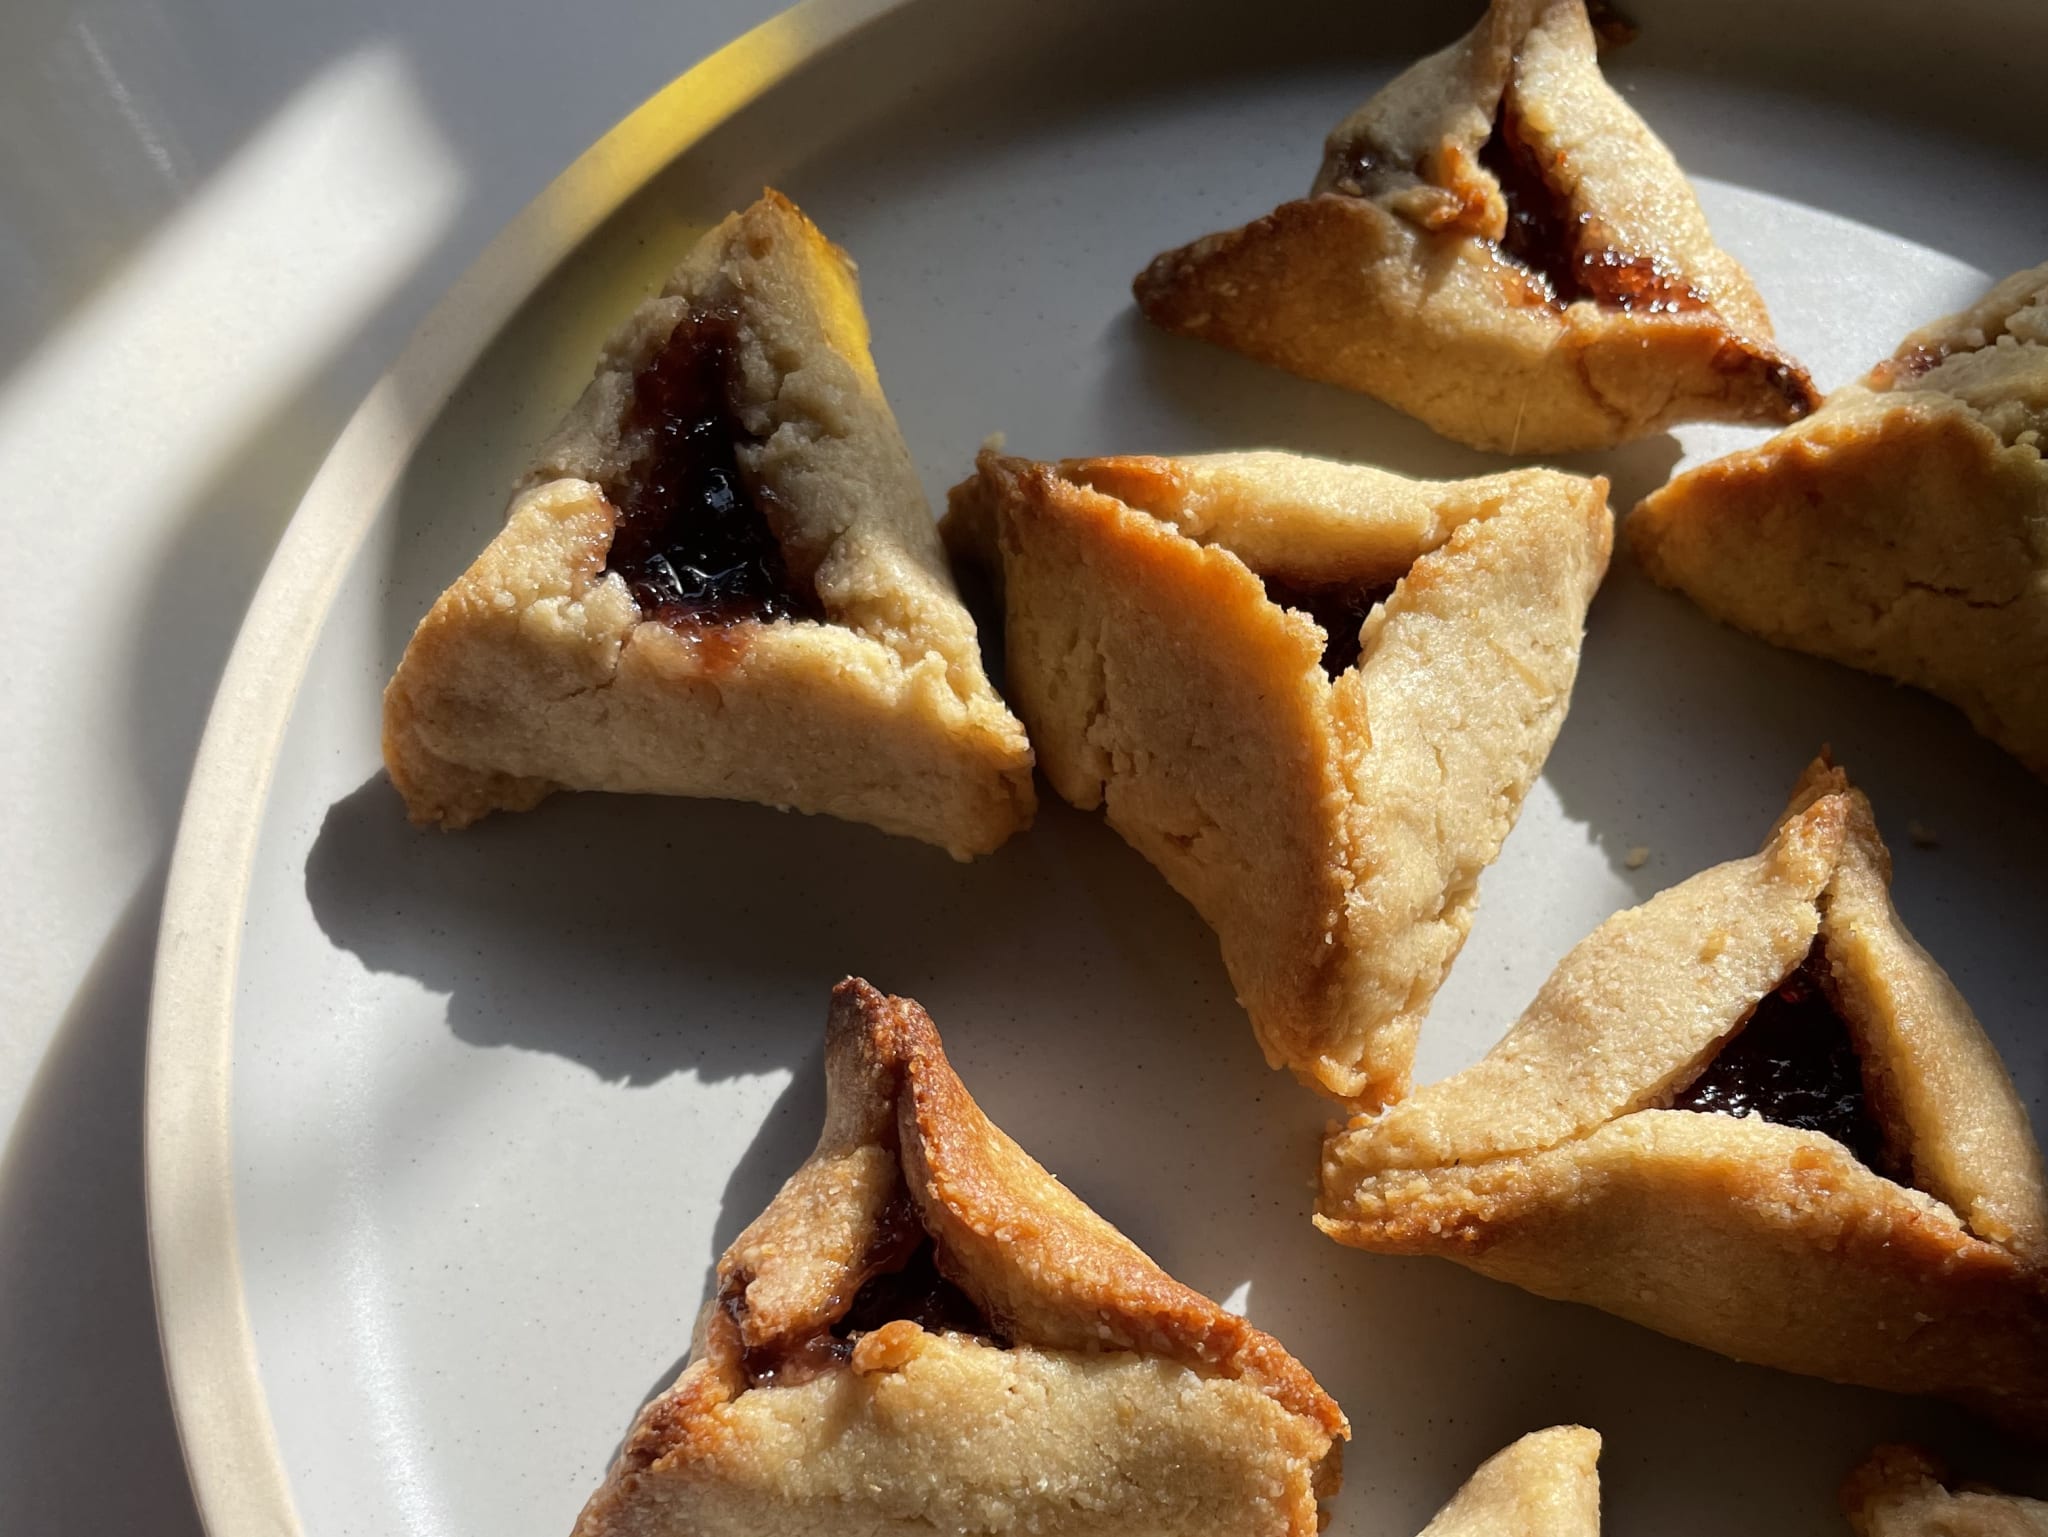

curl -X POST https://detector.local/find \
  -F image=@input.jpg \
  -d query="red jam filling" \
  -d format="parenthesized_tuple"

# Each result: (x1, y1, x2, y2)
(602, 306, 821, 628)
(1670, 944, 1887, 1169)
(1475, 102, 1704, 314)
(1263, 577, 1399, 677)
(725, 1193, 1001, 1389)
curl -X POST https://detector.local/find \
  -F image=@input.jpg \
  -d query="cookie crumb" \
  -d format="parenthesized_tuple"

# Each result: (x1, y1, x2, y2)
(851, 1320, 924, 1374)
(1624, 845, 1650, 869)
(1908, 820, 1939, 849)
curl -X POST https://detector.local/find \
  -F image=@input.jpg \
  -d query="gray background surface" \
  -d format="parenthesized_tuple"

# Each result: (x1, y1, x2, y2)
(0, 3, 779, 1528)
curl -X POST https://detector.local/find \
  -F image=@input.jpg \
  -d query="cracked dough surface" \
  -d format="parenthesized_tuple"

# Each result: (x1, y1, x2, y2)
(383, 192, 1033, 857)
(1631, 261, 2048, 781)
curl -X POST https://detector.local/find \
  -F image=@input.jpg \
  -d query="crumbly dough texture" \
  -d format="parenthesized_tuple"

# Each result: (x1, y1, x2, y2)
(1419, 1428, 1602, 1537)
(382, 191, 1034, 857)
(1841, 1446, 2048, 1537)
(1631, 262, 2048, 781)
(571, 978, 1347, 1537)
(944, 449, 1612, 1105)
(1130, 0, 1815, 453)
(1319, 757, 2048, 1435)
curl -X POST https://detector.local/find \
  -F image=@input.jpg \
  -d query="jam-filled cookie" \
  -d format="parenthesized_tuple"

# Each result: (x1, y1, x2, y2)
(1841, 1445, 2048, 1536)
(383, 191, 1034, 857)
(1319, 757, 2048, 1435)
(1419, 1428, 1602, 1537)
(1632, 261, 2048, 781)
(944, 449, 1611, 1105)
(1133, 0, 1816, 453)
(570, 979, 1348, 1537)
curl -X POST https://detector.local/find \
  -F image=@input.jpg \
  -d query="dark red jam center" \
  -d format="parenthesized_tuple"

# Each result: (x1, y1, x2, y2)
(601, 307, 820, 627)
(726, 1193, 1000, 1389)
(733, 1323, 849, 1389)
(836, 1234, 994, 1340)
(1475, 103, 1703, 314)
(1263, 576, 1399, 677)
(1670, 946, 1887, 1169)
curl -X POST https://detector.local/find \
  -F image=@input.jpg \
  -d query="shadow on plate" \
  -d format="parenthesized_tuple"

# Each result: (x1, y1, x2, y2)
(1542, 528, 2048, 947)
(1099, 308, 1683, 499)
(602, 1060, 829, 1468)
(305, 773, 1101, 1087)
(302, 746, 2046, 1532)
(0, 868, 206, 1537)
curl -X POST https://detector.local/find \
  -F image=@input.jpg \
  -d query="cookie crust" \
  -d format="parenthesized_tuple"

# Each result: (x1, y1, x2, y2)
(1319, 758, 2048, 1435)
(573, 979, 1347, 1537)
(1631, 262, 2048, 781)
(384, 192, 1034, 857)
(1133, 0, 1815, 453)
(946, 449, 1611, 1104)
(1841, 1445, 2048, 1537)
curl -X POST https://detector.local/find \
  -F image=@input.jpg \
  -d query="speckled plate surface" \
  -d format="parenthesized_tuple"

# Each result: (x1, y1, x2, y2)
(150, 1, 2048, 1533)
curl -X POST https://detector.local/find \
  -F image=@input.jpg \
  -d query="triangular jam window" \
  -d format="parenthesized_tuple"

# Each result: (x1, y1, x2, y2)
(1259, 574, 1401, 677)
(600, 305, 823, 629)
(1668, 940, 1892, 1172)
(1071, 465, 1411, 681)
(721, 1186, 1004, 1390)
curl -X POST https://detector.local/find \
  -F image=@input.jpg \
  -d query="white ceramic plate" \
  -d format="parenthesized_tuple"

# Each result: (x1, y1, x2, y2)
(150, 1, 2048, 1533)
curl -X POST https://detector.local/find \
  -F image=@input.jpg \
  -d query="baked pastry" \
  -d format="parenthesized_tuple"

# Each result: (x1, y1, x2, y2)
(1842, 1446, 2048, 1536)
(944, 448, 1611, 1104)
(1419, 1427, 1601, 1537)
(1632, 261, 2048, 781)
(1132, 0, 1816, 453)
(571, 978, 1349, 1537)
(383, 191, 1034, 857)
(1319, 757, 2048, 1435)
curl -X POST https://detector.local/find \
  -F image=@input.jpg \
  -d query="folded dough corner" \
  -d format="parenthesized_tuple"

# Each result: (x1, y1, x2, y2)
(1320, 754, 2048, 1437)
(1132, 0, 1815, 452)
(945, 447, 1611, 1106)
(572, 978, 1348, 1537)
(383, 190, 1034, 859)
(1633, 261, 2048, 783)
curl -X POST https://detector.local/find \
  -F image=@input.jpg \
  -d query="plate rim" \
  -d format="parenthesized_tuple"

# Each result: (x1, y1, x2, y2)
(143, 4, 2048, 1531)
(141, 2, 908, 1531)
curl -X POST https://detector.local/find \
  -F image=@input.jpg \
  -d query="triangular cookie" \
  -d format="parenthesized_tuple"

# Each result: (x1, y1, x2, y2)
(944, 449, 1611, 1105)
(1842, 1446, 2048, 1537)
(571, 978, 1348, 1537)
(1420, 1428, 1602, 1537)
(1319, 757, 2048, 1434)
(383, 191, 1034, 857)
(1632, 262, 2048, 781)
(1132, 0, 1816, 453)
